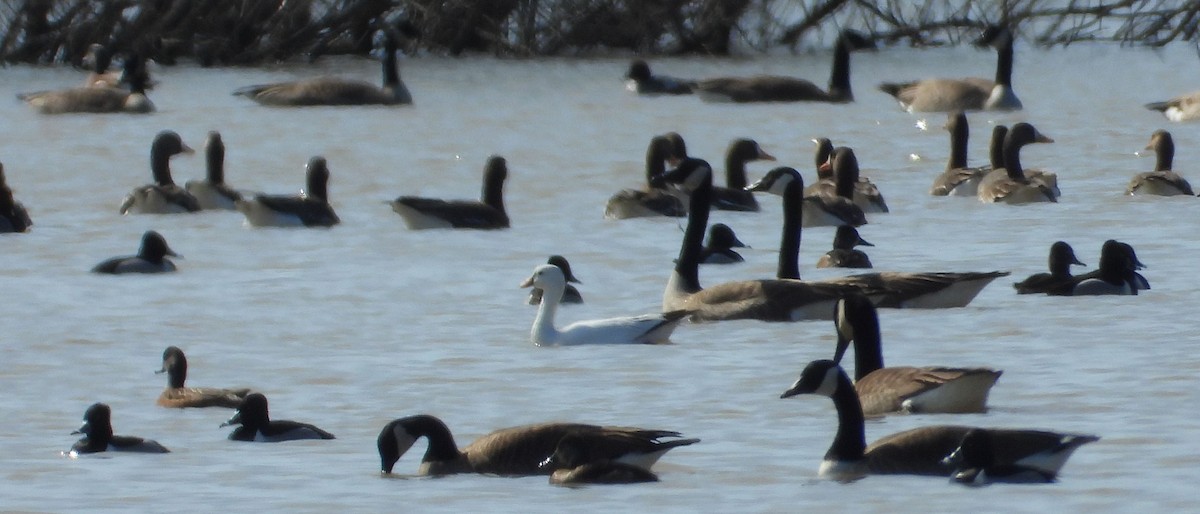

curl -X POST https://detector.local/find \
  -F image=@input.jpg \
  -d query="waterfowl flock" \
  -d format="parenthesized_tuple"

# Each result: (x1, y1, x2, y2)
(7, 20, 1198, 510)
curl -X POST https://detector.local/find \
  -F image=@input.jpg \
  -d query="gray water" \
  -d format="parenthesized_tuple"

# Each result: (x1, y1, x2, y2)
(1, 42, 1199, 512)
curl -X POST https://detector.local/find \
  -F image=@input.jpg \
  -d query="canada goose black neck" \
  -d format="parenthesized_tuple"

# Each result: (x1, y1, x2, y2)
(1002, 123, 1037, 180)
(206, 131, 225, 184)
(665, 132, 688, 162)
(481, 156, 508, 214)
(725, 139, 761, 190)
(832, 147, 859, 199)
(123, 54, 150, 95)
(0, 164, 16, 214)
(645, 136, 672, 186)
(783, 361, 867, 462)
(946, 112, 969, 170)
(160, 346, 188, 388)
(778, 172, 804, 280)
(1048, 241, 1084, 278)
(985, 27, 1016, 89)
(150, 131, 189, 186)
(405, 415, 462, 464)
(827, 32, 857, 102)
(382, 34, 400, 88)
(305, 157, 330, 201)
(1149, 130, 1174, 171)
(989, 125, 1008, 169)
(671, 159, 713, 293)
(832, 295, 885, 381)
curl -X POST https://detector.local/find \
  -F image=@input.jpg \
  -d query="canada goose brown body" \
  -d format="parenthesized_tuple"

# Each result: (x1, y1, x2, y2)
(1127, 130, 1194, 196)
(879, 25, 1021, 112)
(605, 136, 686, 219)
(376, 414, 698, 476)
(156, 346, 251, 409)
(695, 30, 873, 103)
(831, 295, 1001, 415)
(806, 140, 889, 212)
(236, 156, 339, 227)
(20, 55, 153, 114)
(977, 123, 1058, 204)
(1013, 241, 1086, 295)
(797, 149, 869, 227)
(1145, 91, 1200, 122)
(0, 163, 32, 233)
(185, 131, 242, 210)
(781, 360, 1098, 479)
(392, 156, 509, 229)
(930, 113, 996, 196)
(119, 131, 200, 215)
(233, 33, 411, 106)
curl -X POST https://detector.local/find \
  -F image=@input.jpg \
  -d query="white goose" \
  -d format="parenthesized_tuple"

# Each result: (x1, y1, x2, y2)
(520, 264, 689, 346)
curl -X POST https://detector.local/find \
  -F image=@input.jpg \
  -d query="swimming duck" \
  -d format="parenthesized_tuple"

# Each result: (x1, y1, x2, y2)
(0, 163, 32, 233)
(235, 156, 339, 227)
(700, 223, 747, 264)
(930, 113, 994, 196)
(119, 130, 200, 214)
(977, 123, 1058, 204)
(544, 434, 662, 485)
(780, 359, 1098, 480)
(604, 136, 686, 219)
(817, 225, 873, 269)
(156, 346, 251, 408)
(624, 60, 695, 95)
(233, 31, 411, 106)
(1145, 90, 1200, 122)
(1013, 241, 1086, 295)
(69, 403, 170, 455)
(19, 54, 154, 114)
(391, 156, 509, 229)
(658, 159, 885, 322)
(830, 294, 1001, 415)
(695, 30, 873, 103)
(879, 25, 1021, 112)
(91, 230, 180, 274)
(221, 393, 335, 442)
(521, 264, 688, 345)
(1070, 240, 1142, 296)
(1127, 130, 1194, 196)
(944, 429, 1060, 485)
(806, 140, 889, 212)
(185, 131, 243, 209)
(712, 139, 775, 212)
(376, 414, 698, 475)
(527, 255, 584, 305)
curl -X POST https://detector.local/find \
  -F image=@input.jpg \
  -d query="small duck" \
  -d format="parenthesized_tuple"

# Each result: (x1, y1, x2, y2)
(20, 54, 154, 114)
(528, 255, 584, 305)
(391, 156, 509, 229)
(235, 156, 339, 227)
(713, 139, 776, 212)
(1013, 241, 1086, 295)
(91, 230, 180, 274)
(1127, 130, 1194, 196)
(0, 162, 32, 233)
(624, 60, 695, 95)
(1071, 240, 1143, 296)
(700, 223, 747, 264)
(817, 225, 873, 269)
(156, 346, 251, 408)
(69, 403, 170, 455)
(521, 264, 689, 345)
(545, 434, 661, 485)
(945, 429, 1059, 485)
(221, 393, 336, 442)
(1145, 90, 1200, 122)
(185, 131, 243, 209)
(119, 130, 200, 214)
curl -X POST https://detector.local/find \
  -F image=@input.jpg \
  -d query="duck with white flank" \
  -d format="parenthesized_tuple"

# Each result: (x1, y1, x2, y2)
(521, 264, 688, 345)
(880, 25, 1021, 112)
(92, 230, 180, 274)
(236, 156, 339, 227)
(945, 429, 1062, 485)
(695, 30, 873, 103)
(700, 223, 747, 264)
(624, 60, 695, 95)
(185, 131, 243, 209)
(1013, 241, 1086, 295)
(543, 434, 662, 485)
(222, 393, 335, 442)
(377, 414, 698, 476)
(119, 130, 200, 214)
(69, 403, 170, 455)
(392, 156, 509, 229)
(1127, 130, 1194, 196)
(781, 359, 1097, 480)
(1070, 240, 1145, 296)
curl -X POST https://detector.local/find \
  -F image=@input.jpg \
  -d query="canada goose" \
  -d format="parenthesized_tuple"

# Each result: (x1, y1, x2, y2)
(695, 30, 874, 103)
(91, 230, 180, 274)
(235, 156, 339, 228)
(1013, 241, 1086, 295)
(233, 31, 411, 106)
(221, 393, 335, 442)
(0, 163, 32, 233)
(712, 139, 776, 211)
(977, 123, 1058, 204)
(794, 149, 868, 227)
(19, 54, 154, 114)
(376, 414, 698, 476)
(69, 403, 170, 455)
(879, 25, 1021, 112)
(528, 255, 584, 305)
(155, 346, 251, 409)
(391, 156, 509, 229)
(830, 294, 1001, 415)
(945, 429, 1060, 485)
(819, 268, 1010, 309)
(605, 136, 686, 219)
(659, 159, 886, 322)
(1145, 90, 1200, 122)
(807, 140, 889, 212)
(185, 131, 243, 209)
(545, 434, 661, 485)
(1071, 240, 1142, 296)
(521, 264, 689, 345)
(119, 130, 200, 214)
(780, 359, 1098, 479)
(817, 225, 873, 269)
(700, 223, 747, 264)
(931, 113, 993, 196)
(624, 60, 695, 95)
(1127, 130, 1194, 196)
(81, 43, 122, 88)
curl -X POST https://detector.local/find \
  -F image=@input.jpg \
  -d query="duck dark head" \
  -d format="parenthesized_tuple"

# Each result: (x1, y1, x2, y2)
(138, 230, 179, 262)
(547, 255, 580, 284)
(626, 60, 651, 81)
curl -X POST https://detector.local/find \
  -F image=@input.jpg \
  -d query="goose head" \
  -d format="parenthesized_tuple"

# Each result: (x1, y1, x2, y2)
(973, 25, 1013, 50)
(652, 157, 712, 192)
(745, 166, 802, 195)
(150, 130, 193, 185)
(1144, 130, 1173, 171)
(521, 264, 568, 295)
(780, 359, 846, 399)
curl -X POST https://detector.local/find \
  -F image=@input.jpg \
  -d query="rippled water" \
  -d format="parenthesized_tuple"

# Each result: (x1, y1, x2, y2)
(2, 42, 1199, 512)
